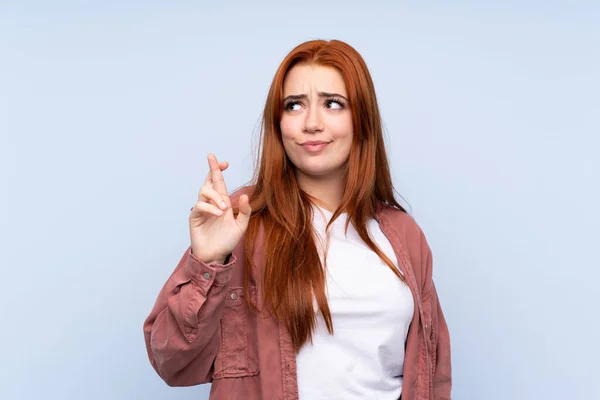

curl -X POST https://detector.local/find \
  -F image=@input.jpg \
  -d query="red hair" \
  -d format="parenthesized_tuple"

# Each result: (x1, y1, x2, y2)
(242, 39, 406, 352)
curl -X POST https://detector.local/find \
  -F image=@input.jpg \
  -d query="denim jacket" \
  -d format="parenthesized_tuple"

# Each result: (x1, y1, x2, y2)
(143, 189, 452, 399)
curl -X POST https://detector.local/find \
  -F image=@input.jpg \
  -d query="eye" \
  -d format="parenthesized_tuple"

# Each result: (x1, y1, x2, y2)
(326, 98, 345, 110)
(284, 101, 302, 111)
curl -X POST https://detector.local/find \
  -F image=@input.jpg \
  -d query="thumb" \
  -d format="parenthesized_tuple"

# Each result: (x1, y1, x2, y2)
(235, 194, 252, 230)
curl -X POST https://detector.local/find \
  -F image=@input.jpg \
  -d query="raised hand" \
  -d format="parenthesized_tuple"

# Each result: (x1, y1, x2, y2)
(189, 154, 251, 264)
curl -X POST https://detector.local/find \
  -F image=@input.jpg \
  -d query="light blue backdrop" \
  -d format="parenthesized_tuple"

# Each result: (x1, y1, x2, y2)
(2, 1, 598, 399)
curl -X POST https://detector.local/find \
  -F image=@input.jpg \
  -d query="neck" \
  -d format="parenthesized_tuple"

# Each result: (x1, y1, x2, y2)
(296, 171, 345, 213)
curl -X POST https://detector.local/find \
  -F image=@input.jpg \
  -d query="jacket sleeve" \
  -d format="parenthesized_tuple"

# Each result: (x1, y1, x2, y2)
(430, 280, 452, 399)
(415, 224, 452, 399)
(143, 247, 235, 386)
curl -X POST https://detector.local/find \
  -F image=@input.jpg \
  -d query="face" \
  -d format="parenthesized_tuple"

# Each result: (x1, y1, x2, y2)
(280, 63, 353, 183)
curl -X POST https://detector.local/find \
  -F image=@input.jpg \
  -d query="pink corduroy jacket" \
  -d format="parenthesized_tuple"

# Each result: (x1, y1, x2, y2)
(143, 189, 452, 400)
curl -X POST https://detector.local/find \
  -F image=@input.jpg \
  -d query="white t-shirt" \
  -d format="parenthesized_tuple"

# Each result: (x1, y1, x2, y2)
(296, 206, 415, 400)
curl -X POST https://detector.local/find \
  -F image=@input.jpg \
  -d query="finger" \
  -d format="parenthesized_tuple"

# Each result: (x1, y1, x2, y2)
(208, 154, 229, 196)
(204, 160, 229, 185)
(235, 194, 252, 230)
(191, 201, 225, 218)
(199, 185, 228, 210)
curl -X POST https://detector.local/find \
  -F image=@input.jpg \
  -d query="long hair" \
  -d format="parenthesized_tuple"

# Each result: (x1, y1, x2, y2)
(242, 39, 406, 352)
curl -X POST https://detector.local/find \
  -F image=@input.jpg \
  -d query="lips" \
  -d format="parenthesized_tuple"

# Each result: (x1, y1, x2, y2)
(301, 141, 329, 146)
(300, 141, 330, 152)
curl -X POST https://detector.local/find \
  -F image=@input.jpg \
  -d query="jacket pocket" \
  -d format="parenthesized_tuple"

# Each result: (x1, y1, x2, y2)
(212, 286, 259, 379)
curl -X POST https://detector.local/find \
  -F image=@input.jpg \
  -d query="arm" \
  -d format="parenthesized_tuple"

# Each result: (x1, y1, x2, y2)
(419, 231, 452, 399)
(143, 247, 235, 386)
(430, 281, 452, 399)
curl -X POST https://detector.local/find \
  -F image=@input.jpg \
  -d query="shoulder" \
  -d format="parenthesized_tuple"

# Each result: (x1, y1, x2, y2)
(378, 205, 433, 289)
(378, 205, 429, 251)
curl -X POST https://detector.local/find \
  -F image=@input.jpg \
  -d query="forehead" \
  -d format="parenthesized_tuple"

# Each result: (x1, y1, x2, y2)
(282, 64, 347, 96)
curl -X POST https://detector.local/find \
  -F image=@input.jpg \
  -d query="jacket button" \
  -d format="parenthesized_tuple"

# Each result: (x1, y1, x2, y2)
(203, 272, 210, 280)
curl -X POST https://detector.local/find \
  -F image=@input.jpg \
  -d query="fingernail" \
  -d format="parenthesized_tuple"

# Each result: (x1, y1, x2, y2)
(221, 201, 227, 209)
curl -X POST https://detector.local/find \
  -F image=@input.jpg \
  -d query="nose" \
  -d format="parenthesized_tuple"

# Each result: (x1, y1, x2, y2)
(303, 105, 324, 134)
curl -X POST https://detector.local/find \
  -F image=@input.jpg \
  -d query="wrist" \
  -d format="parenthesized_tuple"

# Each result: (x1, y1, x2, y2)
(190, 248, 228, 265)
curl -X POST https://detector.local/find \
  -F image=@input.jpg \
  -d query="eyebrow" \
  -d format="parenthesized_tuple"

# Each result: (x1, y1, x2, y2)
(282, 92, 348, 102)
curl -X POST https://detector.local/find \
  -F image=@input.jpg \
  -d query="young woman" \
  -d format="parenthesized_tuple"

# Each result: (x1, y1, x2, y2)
(143, 39, 452, 400)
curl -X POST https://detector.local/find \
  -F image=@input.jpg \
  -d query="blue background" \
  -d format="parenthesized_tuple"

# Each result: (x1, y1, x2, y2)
(2, 1, 599, 399)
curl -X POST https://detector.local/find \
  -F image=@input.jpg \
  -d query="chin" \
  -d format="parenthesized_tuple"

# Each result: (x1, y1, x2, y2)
(296, 163, 342, 179)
